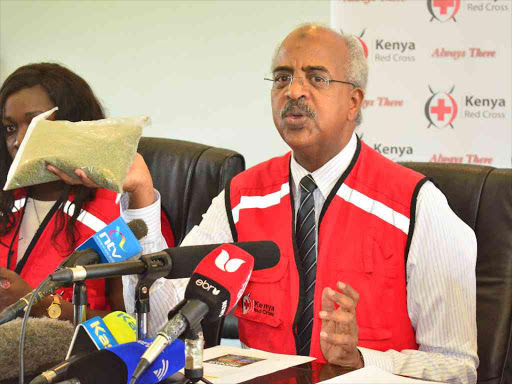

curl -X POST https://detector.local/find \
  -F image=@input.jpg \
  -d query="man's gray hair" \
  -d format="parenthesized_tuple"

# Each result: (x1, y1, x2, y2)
(272, 23, 368, 125)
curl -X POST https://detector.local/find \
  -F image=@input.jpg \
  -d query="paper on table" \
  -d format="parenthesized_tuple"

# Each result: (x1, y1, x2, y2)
(200, 345, 315, 383)
(318, 365, 446, 383)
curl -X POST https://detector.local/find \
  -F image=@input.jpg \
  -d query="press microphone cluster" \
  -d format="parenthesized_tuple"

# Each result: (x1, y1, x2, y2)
(131, 243, 256, 383)
(30, 311, 137, 384)
(27, 312, 181, 384)
(50, 241, 280, 283)
(0, 218, 148, 326)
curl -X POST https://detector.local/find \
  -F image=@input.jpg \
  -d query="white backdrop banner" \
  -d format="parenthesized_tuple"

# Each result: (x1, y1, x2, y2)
(331, 0, 511, 167)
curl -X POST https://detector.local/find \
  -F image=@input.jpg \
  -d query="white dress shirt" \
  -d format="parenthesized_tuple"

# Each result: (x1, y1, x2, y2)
(121, 190, 180, 321)
(122, 133, 478, 384)
(17, 198, 56, 262)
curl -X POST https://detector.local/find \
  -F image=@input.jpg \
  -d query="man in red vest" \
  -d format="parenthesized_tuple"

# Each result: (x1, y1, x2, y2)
(122, 24, 478, 383)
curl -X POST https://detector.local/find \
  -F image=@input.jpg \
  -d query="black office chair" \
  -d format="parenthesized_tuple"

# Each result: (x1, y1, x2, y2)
(400, 163, 512, 384)
(138, 137, 245, 348)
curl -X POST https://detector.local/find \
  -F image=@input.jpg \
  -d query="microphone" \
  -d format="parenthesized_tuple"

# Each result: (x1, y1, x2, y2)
(131, 243, 255, 383)
(50, 241, 279, 283)
(74, 217, 146, 264)
(0, 318, 75, 381)
(29, 355, 85, 384)
(0, 218, 147, 326)
(30, 311, 137, 384)
(63, 339, 185, 384)
(0, 281, 62, 326)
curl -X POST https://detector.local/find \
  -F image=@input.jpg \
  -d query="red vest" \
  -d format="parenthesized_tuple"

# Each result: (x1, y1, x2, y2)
(0, 188, 121, 309)
(1, 186, 175, 312)
(227, 139, 426, 361)
(1, 189, 176, 311)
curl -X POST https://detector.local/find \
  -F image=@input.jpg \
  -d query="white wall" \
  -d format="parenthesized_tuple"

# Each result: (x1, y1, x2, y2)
(0, 0, 330, 168)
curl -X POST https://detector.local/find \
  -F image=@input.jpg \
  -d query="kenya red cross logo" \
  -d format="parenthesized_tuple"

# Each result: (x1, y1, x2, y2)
(340, 28, 368, 58)
(242, 293, 254, 315)
(425, 85, 457, 129)
(427, 0, 461, 22)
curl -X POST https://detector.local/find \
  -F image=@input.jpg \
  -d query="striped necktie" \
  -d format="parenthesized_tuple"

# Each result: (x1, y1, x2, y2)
(296, 174, 318, 355)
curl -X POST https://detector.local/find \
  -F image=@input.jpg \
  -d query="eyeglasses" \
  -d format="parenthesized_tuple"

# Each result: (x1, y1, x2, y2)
(264, 72, 356, 91)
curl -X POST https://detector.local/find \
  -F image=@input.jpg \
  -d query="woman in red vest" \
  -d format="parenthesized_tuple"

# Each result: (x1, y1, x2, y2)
(0, 63, 127, 321)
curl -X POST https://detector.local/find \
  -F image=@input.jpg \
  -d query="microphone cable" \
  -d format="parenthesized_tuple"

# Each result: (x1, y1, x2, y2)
(19, 277, 52, 384)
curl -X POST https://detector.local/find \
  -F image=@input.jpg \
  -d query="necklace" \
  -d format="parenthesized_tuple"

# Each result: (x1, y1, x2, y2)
(32, 198, 42, 226)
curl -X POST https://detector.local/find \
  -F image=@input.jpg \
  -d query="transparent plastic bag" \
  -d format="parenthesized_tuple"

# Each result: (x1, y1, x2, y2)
(4, 107, 149, 193)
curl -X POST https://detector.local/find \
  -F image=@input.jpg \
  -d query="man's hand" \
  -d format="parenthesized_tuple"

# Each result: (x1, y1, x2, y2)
(47, 153, 155, 209)
(0, 267, 33, 312)
(319, 281, 363, 369)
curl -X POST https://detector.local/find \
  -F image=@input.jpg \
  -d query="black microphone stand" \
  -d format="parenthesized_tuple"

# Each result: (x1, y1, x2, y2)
(134, 253, 173, 339)
(68, 251, 103, 327)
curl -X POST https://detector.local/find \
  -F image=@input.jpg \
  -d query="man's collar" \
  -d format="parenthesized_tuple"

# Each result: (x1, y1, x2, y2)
(290, 132, 357, 199)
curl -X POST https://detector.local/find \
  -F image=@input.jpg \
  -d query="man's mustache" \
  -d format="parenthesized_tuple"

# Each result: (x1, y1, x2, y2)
(280, 99, 316, 119)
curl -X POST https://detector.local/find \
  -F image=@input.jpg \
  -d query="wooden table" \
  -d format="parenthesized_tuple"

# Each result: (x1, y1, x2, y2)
(239, 361, 354, 384)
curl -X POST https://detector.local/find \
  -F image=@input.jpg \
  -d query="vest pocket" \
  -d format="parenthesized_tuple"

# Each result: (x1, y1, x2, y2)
(234, 257, 289, 328)
(234, 294, 282, 328)
(343, 269, 394, 342)
(339, 232, 396, 342)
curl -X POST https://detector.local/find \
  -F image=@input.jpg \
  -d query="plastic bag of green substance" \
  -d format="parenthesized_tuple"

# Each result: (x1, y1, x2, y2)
(4, 107, 149, 193)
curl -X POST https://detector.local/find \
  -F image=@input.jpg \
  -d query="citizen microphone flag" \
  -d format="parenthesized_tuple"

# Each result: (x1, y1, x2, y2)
(65, 339, 185, 384)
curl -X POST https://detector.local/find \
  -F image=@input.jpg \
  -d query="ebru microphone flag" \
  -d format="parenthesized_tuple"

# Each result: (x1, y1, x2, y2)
(76, 217, 142, 263)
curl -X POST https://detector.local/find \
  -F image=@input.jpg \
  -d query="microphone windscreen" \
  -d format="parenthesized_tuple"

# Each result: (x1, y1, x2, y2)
(66, 339, 185, 384)
(165, 240, 279, 279)
(0, 318, 75, 380)
(235, 241, 280, 270)
(103, 311, 137, 344)
(185, 244, 254, 323)
(127, 219, 148, 241)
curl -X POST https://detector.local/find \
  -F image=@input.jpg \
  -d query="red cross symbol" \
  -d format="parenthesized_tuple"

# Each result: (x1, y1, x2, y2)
(430, 99, 452, 121)
(433, 0, 455, 15)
